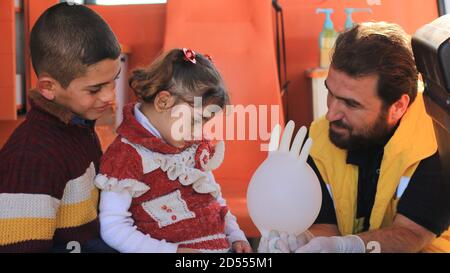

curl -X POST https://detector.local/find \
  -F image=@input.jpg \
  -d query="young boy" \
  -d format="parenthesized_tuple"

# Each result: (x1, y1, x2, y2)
(0, 3, 121, 252)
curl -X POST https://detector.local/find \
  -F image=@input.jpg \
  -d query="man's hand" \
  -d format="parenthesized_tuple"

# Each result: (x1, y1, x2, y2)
(258, 230, 315, 253)
(357, 214, 436, 253)
(295, 215, 436, 253)
(295, 235, 366, 253)
(232, 240, 253, 253)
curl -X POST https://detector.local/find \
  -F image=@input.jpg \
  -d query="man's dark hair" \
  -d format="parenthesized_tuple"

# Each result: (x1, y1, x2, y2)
(30, 3, 121, 88)
(331, 22, 418, 107)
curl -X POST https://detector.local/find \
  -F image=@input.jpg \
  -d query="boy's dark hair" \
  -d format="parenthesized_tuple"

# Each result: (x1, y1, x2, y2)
(30, 3, 121, 88)
(331, 22, 418, 107)
(129, 48, 229, 109)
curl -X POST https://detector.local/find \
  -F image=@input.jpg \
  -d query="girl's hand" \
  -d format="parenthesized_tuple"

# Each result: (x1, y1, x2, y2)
(232, 241, 253, 253)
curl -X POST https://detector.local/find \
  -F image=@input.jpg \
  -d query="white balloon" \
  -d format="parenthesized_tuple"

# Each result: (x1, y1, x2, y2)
(247, 125, 322, 237)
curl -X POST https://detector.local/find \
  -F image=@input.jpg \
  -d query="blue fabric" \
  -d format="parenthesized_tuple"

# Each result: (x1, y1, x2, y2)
(70, 116, 96, 127)
(52, 238, 117, 253)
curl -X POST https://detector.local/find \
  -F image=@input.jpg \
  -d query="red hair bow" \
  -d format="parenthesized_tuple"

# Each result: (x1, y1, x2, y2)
(204, 54, 213, 62)
(182, 48, 197, 64)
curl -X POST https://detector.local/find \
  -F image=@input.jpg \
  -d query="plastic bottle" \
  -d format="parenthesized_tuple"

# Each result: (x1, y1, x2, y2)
(316, 8, 338, 68)
(344, 8, 372, 29)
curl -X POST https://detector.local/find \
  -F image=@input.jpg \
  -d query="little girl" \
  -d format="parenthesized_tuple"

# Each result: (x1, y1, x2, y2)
(95, 48, 252, 253)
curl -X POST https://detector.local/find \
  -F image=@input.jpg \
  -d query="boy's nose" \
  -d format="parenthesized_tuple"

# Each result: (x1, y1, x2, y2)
(99, 84, 116, 104)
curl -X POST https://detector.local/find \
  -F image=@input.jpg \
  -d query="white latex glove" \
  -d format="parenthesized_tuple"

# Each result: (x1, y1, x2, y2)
(258, 230, 315, 253)
(258, 230, 282, 253)
(248, 121, 322, 240)
(295, 235, 366, 253)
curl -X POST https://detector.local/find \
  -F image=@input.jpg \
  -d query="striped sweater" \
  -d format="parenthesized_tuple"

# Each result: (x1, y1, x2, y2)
(0, 91, 102, 252)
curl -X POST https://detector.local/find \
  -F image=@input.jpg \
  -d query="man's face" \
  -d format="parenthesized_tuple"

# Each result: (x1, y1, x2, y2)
(53, 58, 121, 120)
(325, 66, 393, 151)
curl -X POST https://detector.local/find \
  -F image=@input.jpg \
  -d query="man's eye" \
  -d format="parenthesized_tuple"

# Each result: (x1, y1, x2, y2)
(345, 101, 358, 108)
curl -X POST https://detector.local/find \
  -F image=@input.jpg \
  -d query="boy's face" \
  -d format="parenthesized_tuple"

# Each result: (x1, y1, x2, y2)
(52, 58, 121, 120)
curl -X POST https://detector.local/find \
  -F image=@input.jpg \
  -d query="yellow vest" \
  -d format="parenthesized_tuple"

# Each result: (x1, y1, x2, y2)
(309, 93, 450, 252)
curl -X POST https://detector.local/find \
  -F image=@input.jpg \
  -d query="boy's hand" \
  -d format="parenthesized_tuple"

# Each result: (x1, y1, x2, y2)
(232, 240, 253, 253)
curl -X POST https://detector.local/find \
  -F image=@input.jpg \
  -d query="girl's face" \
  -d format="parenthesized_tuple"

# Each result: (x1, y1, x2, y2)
(145, 91, 216, 149)
(164, 102, 217, 148)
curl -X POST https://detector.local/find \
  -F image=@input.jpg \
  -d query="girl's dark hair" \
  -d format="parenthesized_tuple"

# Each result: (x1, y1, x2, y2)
(129, 49, 229, 108)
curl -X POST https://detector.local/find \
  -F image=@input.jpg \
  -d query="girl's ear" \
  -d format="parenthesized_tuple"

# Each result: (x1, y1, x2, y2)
(37, 76, 60, 101)
(154, 90, 176, 112)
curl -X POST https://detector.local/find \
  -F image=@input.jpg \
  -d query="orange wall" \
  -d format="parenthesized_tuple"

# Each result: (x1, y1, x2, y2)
(0, 1, 440, 147)
(0, 0, 58, 148)
(24, 0, 59, 92)
(68, 0, 442, 128)
(279, 0, 439, 127)
(0, 0, 16, 120)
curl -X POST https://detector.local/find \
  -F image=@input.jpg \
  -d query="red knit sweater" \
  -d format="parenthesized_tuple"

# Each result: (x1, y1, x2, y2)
(96, 103, 230, 252)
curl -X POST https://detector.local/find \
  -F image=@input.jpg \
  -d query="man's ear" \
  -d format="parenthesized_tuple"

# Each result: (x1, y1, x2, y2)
(154, 90, 176, 112)
(388, 94, 410, 124)
(37, 76, 59, 101)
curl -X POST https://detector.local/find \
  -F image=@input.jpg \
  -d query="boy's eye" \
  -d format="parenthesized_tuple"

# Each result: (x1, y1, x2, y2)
(88, 87, 102, 94)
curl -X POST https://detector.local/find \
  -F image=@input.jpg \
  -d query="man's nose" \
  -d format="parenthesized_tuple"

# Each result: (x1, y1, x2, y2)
(326, 99, 344, 122)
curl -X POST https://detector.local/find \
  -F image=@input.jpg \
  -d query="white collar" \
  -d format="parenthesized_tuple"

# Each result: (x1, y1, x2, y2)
(134, 103, 163, 139)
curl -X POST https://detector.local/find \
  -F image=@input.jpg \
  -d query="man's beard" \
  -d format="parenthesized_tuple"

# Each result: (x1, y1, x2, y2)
(328, 109, 392, 151)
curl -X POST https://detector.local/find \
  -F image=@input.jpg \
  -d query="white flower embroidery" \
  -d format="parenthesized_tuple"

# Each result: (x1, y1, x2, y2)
(141, 190, 195, 228)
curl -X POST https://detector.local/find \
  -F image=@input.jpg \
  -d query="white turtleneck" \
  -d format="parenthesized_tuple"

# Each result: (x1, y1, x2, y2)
(133, 103, 163, 139)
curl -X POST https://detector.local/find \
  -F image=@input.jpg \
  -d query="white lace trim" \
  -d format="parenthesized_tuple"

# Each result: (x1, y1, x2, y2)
(197, 248, 231, 253)
(121, 138, 220, 197)
(177, 233, 226, 245)
(95, 174, 150, 198)
(176, 233, 230, 253)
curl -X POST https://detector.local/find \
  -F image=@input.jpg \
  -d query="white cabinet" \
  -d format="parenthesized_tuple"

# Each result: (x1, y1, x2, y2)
(115, 53, 129, 128)
(306, 68, 328, 120)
